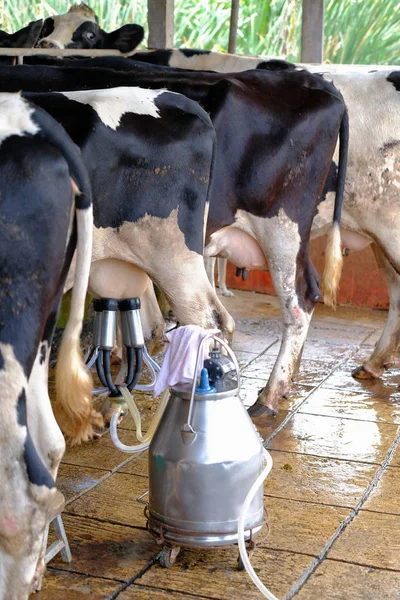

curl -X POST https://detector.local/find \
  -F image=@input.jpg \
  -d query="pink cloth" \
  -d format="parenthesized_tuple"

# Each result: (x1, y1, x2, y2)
(154, 325, 219, 396)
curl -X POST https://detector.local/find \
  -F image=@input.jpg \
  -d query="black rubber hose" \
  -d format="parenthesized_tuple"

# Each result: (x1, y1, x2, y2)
(96, 349, 108, 388)
(124, 347, 135, 389)
(103, 349, 119, 396)
(127, 348, 143, 392)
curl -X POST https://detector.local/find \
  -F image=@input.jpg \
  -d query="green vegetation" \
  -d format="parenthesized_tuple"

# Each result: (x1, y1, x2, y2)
(0, 0, 398, 64)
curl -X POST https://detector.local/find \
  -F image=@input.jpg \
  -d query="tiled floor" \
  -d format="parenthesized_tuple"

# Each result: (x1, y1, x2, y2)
(39, 291, 400, 599)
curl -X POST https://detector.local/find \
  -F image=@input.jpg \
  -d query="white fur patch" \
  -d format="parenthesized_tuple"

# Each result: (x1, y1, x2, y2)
(40, 9, 97, 49)
(0, 93, 39, 147)
(61, 87, 165, 130)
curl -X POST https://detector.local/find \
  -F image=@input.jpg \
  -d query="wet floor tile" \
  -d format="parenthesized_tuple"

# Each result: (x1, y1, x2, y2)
(329, 511, 400, 570)
(325, 360, 400, 397)
(268, 413, 397, 463)
(232, 336, 280, 354)
(293, 340, 351, 363)
(261, 497, 348, 556)
(120, 585, 207, 599)
(37, 569, 120, 599)
(294, 559, 400, 600)
(139, 546, 311, 600)
(306, 321, 374, 345)
(390, 443, 400, 467)
(241, 376, 313, 412)
(363, 467, 400, 515)
(222, 290, 281, 318)
(251, 409, 291, 441)
(56, 464, 109, 505)
(65, 473, 149, 528)
(265, 450, 376, 508)
(241, 357, 334, 388)
(48, 514, 157, 581)
(233, 350, 260, 368)
(299, 386, 400, 424)
(234, 317, 282, 336)
(118, 451, 148, 477)
(62, 429, 143, 471)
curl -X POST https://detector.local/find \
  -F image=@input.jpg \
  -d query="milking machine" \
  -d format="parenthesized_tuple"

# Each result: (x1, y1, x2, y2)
(85, 301, 278, 599)
(85, 297, 160, 395)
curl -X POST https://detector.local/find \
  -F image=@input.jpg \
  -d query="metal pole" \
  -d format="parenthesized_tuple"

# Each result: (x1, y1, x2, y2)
(228, 0, 240, 54)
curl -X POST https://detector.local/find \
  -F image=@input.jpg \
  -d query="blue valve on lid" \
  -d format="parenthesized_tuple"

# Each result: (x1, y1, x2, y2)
(195, 368, 216, 394)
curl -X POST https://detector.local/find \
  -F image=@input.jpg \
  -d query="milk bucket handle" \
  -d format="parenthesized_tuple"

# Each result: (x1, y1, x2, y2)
(181, 333, 240, 444)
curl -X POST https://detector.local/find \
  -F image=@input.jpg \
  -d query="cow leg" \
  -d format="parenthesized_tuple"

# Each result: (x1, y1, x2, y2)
(353, 244, 400, 380)
(25, 342, 66, 590)
(204, 256, 216, 291)
(152, 254, 235, 340)
(248, 224, 316, 417)
(217, 258, 234, 297)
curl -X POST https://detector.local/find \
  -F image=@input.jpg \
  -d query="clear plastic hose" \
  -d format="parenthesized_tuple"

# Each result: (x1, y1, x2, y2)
(238, 448, 279, 600)
(109, 411, 150, 454)
(109, 386, 170, 453)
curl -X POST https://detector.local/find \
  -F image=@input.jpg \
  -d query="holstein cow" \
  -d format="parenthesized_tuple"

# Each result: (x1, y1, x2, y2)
(0, 62, 349, 416)
(0, 93, 94, 599)
(36, 3, 144, 53)
(130, 50, 400, 386)
(10, 85, 234, 403)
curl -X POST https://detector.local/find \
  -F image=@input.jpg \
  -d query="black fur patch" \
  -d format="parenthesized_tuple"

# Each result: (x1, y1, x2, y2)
(380, 140, 400, 153)
(0, 348, 4, 371)
(67, 21, 101, 49)
(180, 49, 211, 57)
(39, 17, 55, 40)
(39, 343, 46, 364)
(387, 72, 400, 91)
(256, 59, 296, 71)
(319, 161, 338, 205)
(16, 389, 55, 489)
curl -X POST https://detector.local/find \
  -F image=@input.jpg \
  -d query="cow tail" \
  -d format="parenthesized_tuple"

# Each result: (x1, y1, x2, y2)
(55, 201, 103, 445)
(29, 101, 102, 444)
(321, 107, 349, 308)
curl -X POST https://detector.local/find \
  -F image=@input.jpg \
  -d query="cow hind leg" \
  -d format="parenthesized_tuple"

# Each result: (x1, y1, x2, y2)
(353, 244, 400, 380)
(204, 256, 216, 291)
(217, 257, 234, 297)
(154, 255, 235, 340)
(248, 225, 316, 417)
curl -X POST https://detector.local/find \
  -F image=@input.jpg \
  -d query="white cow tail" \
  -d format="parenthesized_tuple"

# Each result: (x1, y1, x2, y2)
(321, 107, 349, 308)
(55, 204, 102, 445)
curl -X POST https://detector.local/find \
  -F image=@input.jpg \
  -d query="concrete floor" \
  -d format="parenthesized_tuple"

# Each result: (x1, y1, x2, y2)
(39, 290, 400, 599)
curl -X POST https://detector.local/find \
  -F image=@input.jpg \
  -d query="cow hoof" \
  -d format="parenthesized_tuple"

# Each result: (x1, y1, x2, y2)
(247, 401, 277, 418)
(351, 365, 376, 380)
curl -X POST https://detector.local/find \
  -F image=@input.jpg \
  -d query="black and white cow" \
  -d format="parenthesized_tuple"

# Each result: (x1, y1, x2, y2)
(8, 84, 234, 409)
(36, 3, 144, 53)
(0, 62, 349, 416)
(0, 92, 94, 599)
(129, 50, 400, 386)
